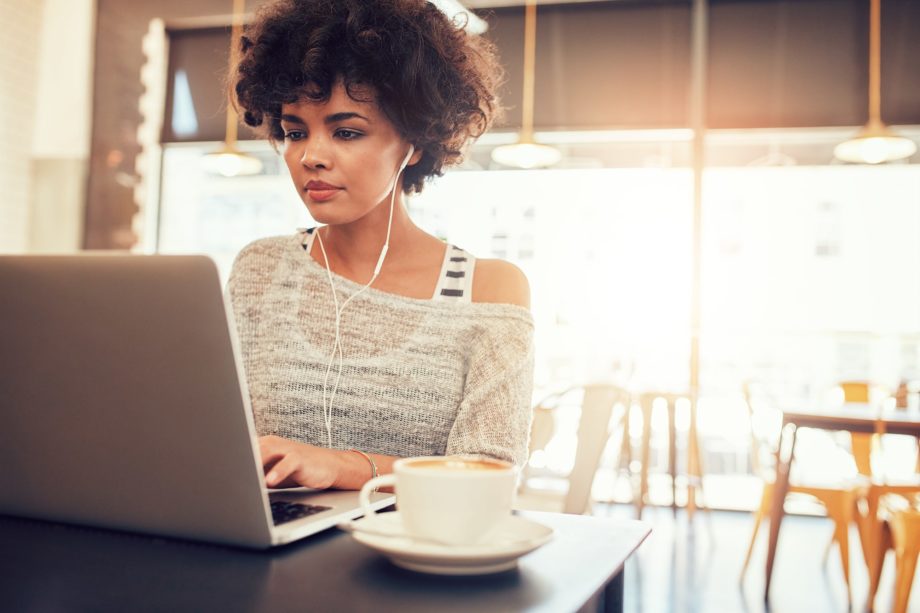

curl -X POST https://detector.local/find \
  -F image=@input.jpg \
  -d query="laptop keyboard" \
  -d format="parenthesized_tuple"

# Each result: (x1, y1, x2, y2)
(270, 500, 332, 525)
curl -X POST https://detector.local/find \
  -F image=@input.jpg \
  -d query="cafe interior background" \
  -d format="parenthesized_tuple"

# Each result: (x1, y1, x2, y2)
(3, 0, 920, 610)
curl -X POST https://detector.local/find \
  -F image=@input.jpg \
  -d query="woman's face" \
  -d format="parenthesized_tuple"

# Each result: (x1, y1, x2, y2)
(279, 83, 415, 226)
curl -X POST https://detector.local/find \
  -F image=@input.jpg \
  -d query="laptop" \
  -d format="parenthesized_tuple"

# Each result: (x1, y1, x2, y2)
(0, 254, 393, 548)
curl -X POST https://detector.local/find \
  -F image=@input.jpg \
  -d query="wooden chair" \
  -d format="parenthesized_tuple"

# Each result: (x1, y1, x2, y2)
(517, 384, 631, 515)
(871, 493, 920, 613)
(835, 382, 920, 609)
(739, 384, 867, 602)
(863, 482, 920, 611)
(839, 381, 874, 476)
(817, 380, 876, 570)
(634, 392, 705, 519)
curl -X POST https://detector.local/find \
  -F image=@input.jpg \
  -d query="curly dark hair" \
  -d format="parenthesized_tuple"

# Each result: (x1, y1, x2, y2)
(233, 0, 503, 193)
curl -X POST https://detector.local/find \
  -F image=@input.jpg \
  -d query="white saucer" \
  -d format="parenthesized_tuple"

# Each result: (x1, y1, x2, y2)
(344, 513, 554, 575)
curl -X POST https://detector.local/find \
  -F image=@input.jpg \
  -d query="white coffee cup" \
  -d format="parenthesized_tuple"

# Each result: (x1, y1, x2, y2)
(358, 455, 517, 546)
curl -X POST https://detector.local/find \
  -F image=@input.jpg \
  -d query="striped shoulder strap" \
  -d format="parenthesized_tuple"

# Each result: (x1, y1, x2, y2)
(301, 229, 475, 302)
(298, 227, 316, 252)
(433, 244, 475, 302)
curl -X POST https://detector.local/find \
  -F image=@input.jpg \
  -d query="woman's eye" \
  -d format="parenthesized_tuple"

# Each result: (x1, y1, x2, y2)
(283, 130, 305, 141)
(335, 129, 362, 140)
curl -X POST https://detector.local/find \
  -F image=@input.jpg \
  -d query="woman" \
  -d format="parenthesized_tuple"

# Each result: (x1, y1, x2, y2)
(228, 0, 533, 491)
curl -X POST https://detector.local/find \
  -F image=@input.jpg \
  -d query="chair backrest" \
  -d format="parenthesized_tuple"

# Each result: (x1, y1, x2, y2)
(563, 384, 631, 514)
(636, 392, 686, 420)
(838, 380, 873, 476)
(840, 381, 870, 403)
(742, 383, 772, 479)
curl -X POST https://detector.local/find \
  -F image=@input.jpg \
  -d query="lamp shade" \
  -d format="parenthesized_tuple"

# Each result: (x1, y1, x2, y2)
(834, 0, 917, 165)
(204, 0, 262, 178)
(489, 0, 561, 170)
(834, 123, 917, 164)
(201, 146, 263, 177)
(491, 141, 562, 169)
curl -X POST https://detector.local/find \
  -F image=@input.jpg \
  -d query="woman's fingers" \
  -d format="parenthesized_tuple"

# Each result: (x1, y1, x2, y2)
(256, 435, 337, 490)
(259, 435, 289, 469)
(264, 452, 301, 488)
(259, 436, 302, 487)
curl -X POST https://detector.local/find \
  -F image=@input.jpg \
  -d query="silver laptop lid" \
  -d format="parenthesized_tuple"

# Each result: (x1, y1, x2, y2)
(0, 254, 275, 547)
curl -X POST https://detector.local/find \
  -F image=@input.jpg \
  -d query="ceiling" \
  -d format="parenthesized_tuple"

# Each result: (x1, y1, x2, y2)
(465, 0, 684, 7)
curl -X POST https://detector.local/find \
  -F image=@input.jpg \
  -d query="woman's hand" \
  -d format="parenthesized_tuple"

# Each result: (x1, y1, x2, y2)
(258, 435, 339, 489)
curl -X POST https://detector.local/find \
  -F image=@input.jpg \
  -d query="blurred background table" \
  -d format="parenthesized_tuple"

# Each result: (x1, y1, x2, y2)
(764, 406, 920, 606)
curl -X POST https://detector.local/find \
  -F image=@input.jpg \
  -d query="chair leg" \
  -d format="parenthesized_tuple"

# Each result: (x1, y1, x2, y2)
(891, 511, 920, 613)
(915, 439, 919, 474)
(867, 523, 892, 613)
(638, 400, 653, 520)
(686, 396, 708, 519)
(740, 482, 771, 582)
(821, 530, 834, 567)
(850, 433, 873, 476)
(893, 549, 918, 613)
(834, 520, 852, 606)
(667, 400, 677, 516)
(615, 409, 635, 506)
(864, 489, 886, 610)
(618, 409, 632, 473)
(824, 492, 854, 605)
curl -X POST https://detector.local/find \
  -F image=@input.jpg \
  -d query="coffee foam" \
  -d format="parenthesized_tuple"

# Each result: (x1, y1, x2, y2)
(406, 458, 509, 472)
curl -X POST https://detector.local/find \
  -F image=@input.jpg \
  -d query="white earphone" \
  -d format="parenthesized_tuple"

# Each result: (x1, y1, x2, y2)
(314, 144, 415, 448)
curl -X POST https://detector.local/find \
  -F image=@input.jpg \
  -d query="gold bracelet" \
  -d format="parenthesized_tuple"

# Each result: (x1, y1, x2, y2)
(348, 448, 378, 486)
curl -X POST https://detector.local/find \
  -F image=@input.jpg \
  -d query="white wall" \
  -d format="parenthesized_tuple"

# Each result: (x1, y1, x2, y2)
(0, 0, 94, 253)
(32, 0, 94, 160)
(0, 0, 45, 252)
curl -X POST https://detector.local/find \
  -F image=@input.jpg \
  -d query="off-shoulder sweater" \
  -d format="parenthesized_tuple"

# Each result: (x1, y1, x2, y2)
(227, 233, 534, 466)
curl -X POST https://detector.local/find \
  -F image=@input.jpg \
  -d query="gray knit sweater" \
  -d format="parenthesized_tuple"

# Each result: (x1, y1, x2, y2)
(227, 234, 534, 466)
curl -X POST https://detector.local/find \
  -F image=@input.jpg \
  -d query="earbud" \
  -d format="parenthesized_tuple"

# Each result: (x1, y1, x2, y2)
(400, 145, 415, 171)
(315, 143, 416, 448)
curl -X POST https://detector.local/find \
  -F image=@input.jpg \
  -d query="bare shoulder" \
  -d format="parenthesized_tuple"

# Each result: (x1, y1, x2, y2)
(471, 259, 531, 309)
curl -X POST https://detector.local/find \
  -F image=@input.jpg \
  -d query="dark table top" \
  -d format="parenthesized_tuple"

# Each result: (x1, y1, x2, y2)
(780, 404, 920, 436)
(0, 510, 650, 613)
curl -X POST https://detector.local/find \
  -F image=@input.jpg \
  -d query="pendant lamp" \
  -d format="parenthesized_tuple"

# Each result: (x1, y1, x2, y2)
(490, 0, 561, 169)
(201, 0, 263, 177)
(834, 0, 916, 164)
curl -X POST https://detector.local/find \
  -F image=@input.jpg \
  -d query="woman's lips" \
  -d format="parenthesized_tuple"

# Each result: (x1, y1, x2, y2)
(304, 181, 342, 202)
(306, 188, 341, 202)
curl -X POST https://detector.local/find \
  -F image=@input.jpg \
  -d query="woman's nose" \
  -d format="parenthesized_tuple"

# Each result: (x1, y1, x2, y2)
(300, 140, 331, 170)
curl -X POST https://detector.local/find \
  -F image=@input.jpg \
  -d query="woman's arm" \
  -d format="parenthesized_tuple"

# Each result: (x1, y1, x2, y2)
(446, 259, 535, 466)
(258, 435, 399, 490)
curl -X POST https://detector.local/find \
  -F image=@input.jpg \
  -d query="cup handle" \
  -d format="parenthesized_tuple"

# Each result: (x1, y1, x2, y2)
(359, 474, 395, 518)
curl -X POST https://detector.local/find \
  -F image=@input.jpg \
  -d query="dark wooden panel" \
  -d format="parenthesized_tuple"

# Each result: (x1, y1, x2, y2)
(708, 0, 920, 129)
(485, 2, 692, 130)
(881, 0, 920, 126)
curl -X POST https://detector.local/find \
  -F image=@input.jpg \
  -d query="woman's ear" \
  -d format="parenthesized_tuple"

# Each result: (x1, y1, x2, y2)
(408, 147, 423, 167)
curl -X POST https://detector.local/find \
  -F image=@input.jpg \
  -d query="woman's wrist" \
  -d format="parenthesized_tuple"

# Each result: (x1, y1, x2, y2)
(332, 448, 374, 489)
(329, 449, 399, 490)
(348, 449, 377, 481)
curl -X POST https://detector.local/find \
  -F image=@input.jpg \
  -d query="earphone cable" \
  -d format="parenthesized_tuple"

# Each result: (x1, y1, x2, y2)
(314, 146, 412, 449)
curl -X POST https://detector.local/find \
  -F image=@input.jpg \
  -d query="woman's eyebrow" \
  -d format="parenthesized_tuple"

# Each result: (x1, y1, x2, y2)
(280, 114, 305, 124)
(281, 111, 371, 126)
(279, 112, 370, 125)
(324, 112, 370, 124)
